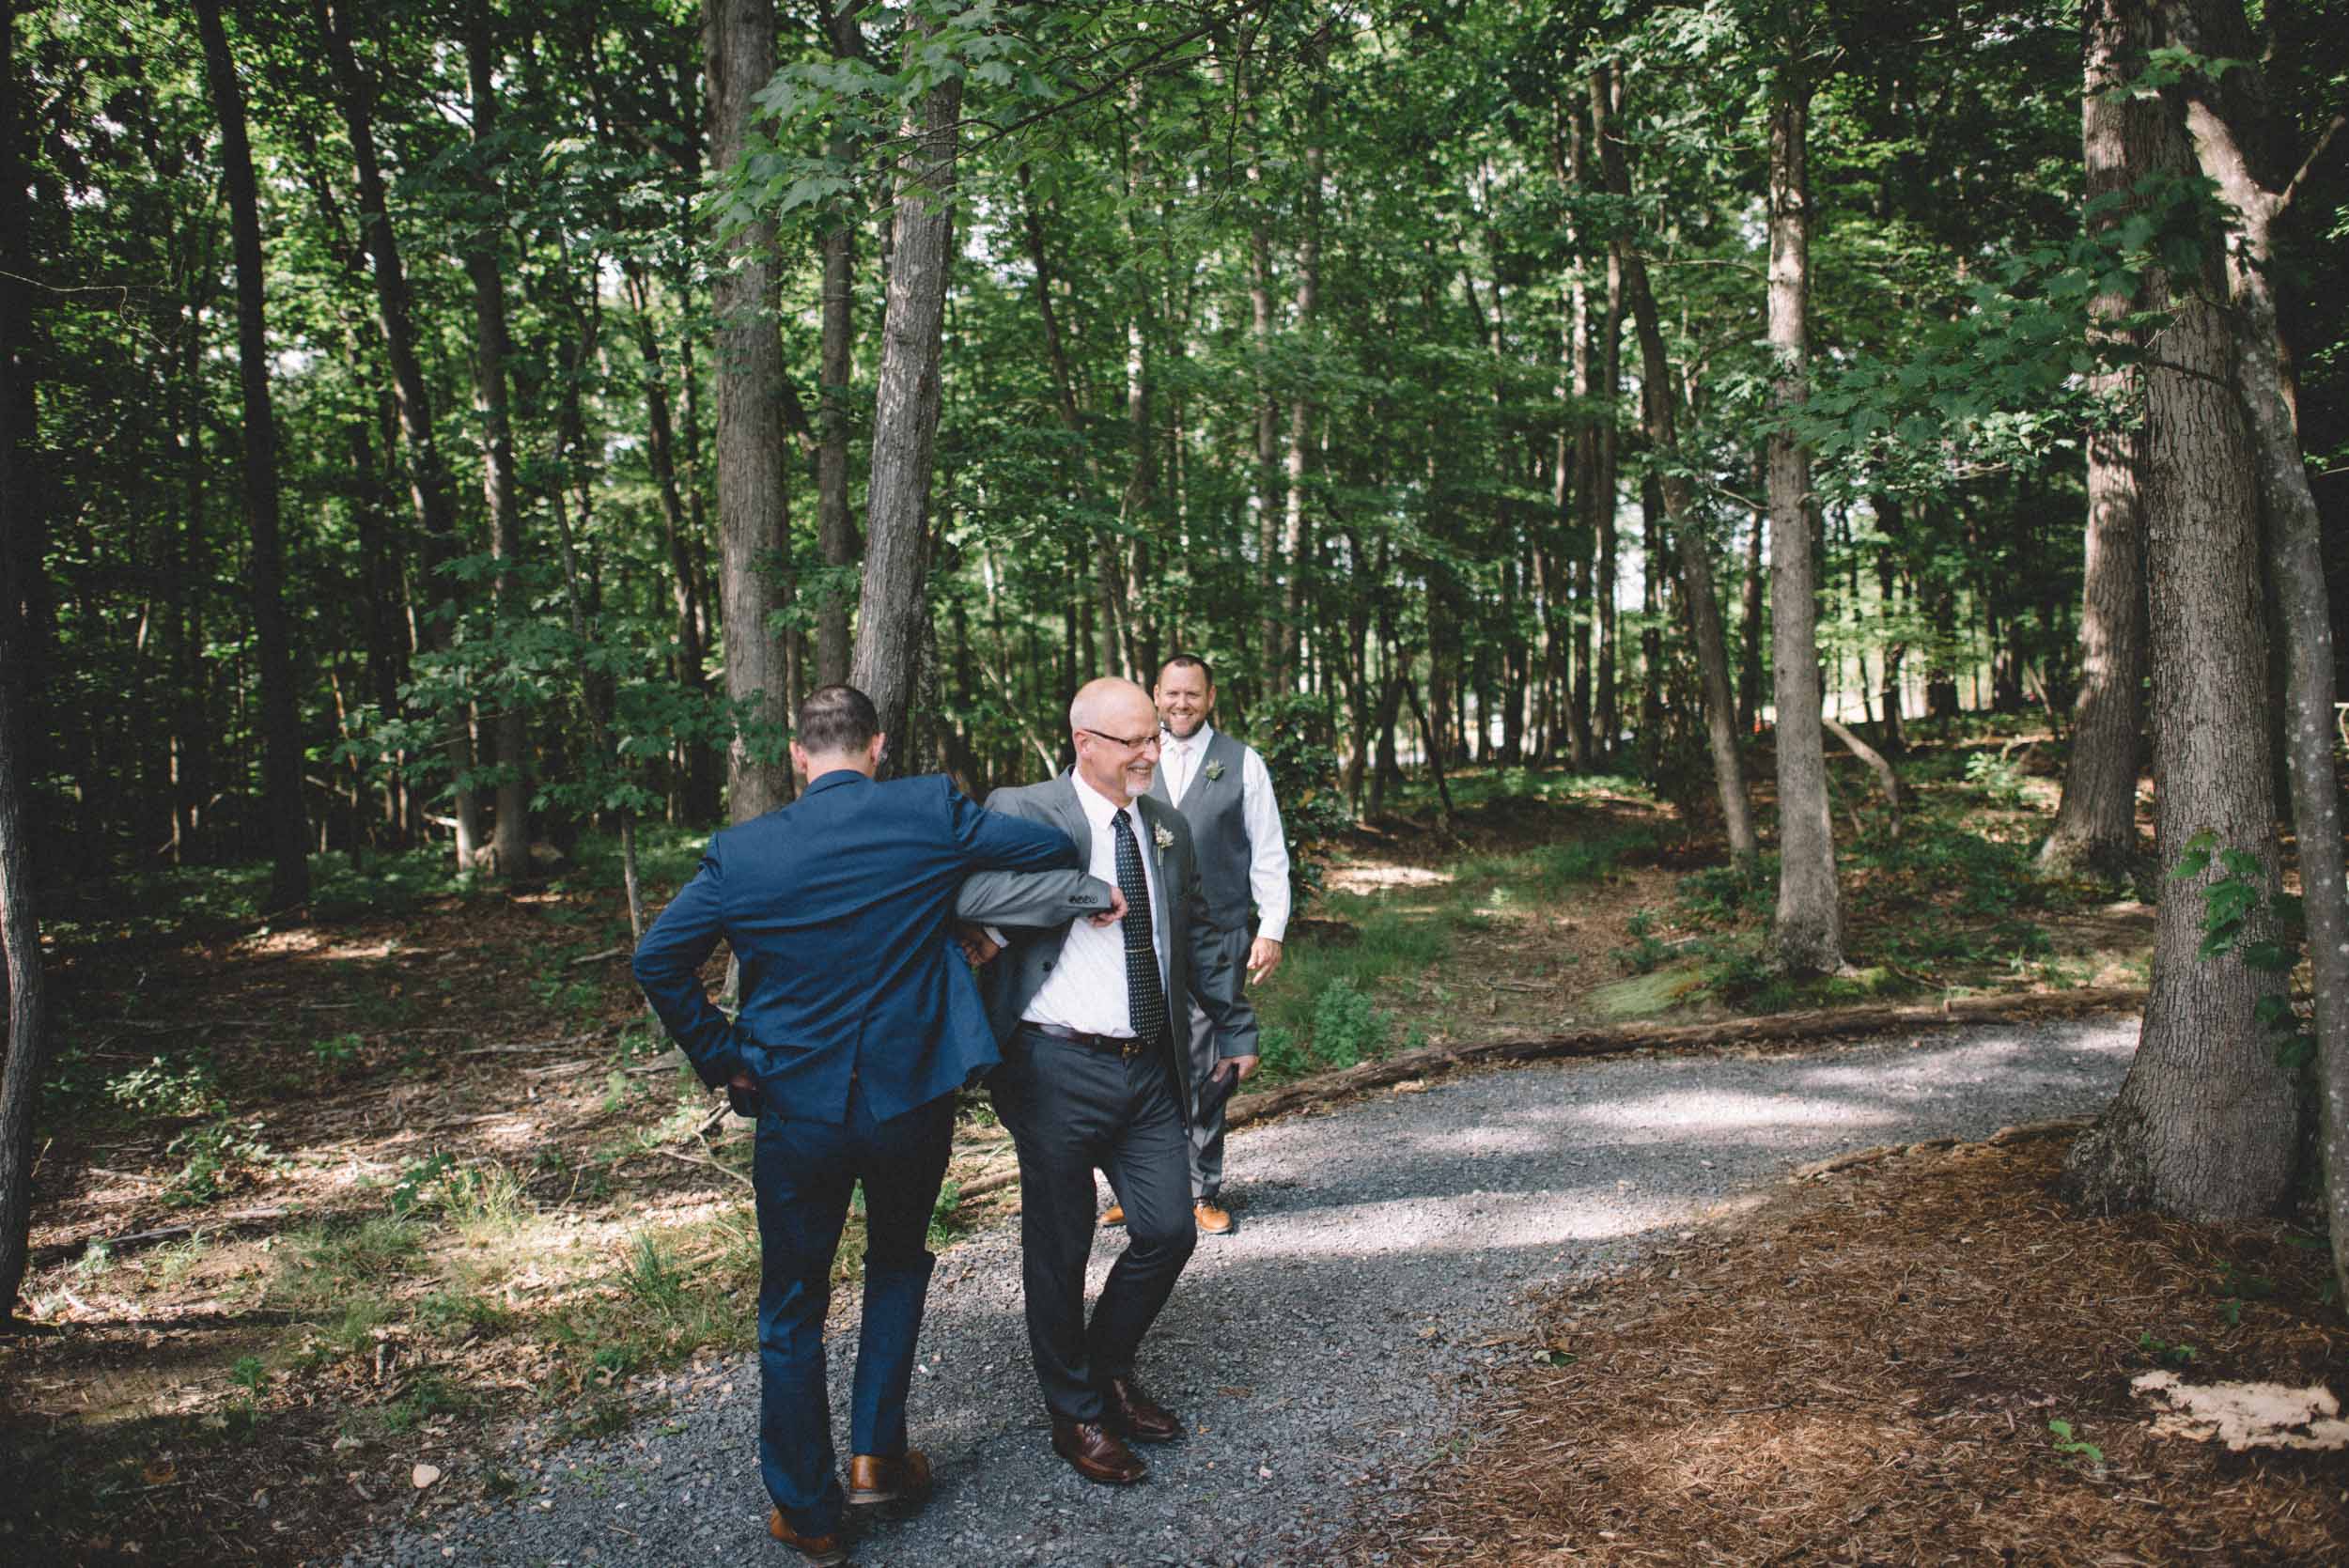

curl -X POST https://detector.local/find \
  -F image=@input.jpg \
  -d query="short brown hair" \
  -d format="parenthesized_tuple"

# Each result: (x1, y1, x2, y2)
(797, 683, 879, 756)
(1157, 653, 1213, 688)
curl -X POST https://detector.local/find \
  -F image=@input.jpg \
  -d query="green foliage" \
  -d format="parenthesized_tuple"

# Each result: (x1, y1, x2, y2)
(108, 1055, 228, 1121)
(163, 1117, 282, 1206)
(1308, 977, 1392, 1070)
(1961, 752, 2029, 806)
(1251, 693, 1354, 916)
(2171, 831, 2311, 1071)
(2046, 1419, 2104, 1468)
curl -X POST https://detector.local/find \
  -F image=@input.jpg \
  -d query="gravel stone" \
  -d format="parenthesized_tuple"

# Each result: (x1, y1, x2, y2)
(351, 1017, 2137, 1567)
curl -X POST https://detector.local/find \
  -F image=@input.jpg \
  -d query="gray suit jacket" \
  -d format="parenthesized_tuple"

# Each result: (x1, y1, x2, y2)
(956, 777, 1258, 1111)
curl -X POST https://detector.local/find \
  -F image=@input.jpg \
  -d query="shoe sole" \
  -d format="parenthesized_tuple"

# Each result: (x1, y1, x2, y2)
(1063, 1458, 1147, 1485)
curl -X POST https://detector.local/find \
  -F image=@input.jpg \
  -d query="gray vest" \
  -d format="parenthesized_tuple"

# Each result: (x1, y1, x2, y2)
(1149, 728, 1254, 932)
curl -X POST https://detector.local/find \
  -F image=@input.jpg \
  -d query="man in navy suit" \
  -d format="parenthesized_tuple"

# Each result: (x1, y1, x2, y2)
(632, 684, 1111, 1564)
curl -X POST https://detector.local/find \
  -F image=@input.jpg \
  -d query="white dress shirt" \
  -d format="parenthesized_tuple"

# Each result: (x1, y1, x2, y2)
(1020, 773, 1164, 1038)
(1158, 723, 1292, 944)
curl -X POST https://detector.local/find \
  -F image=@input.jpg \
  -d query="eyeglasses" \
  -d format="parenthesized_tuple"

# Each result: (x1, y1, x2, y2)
(1079, 727, 1162, 753)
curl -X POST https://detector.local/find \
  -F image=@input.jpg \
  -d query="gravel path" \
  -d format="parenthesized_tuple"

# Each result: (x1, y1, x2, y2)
(358, 1016, 2138, 1568)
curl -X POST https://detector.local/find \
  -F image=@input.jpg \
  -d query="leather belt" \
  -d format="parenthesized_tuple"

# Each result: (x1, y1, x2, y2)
(1024, 1022, 1155, 1060)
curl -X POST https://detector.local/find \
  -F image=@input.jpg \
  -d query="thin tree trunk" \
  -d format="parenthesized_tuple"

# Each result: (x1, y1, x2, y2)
(1766, 65, 1842, 973)
(814, 0, 871, 688)
(317, 0, 479, 864)
(851, 19, 962, 769)
(622, 265, 717, 820)
(1244, 53, 1281, 692)
(198, 0, 310, 908)
(1592, 245, 1623, 760)
(1591, 65, 1757, 871)
(1278, 130, 1325, 694)
(463, 2, 529, 878)
(706, 0, 795, 819)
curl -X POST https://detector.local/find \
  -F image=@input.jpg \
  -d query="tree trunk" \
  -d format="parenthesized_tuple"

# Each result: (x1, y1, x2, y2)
(1592, 245, 1623, 761)
(317, 0, 480, 864)
(2060, 57, 2296, 1217)
(2155, 0, 2349, 1281)
(812, 2, 871, 688)
(198, 0, 310, 908)
(706, 0, 795, 819)
(463, 2, 529, 878)
(1591, 65, 1758, 871)
(0, 0, 54, 1321)
(1766, 68, 1843, 972)
(623, 265, 717, 821)
(2043, 4, 2159, 879)
(1278, 129, 1325, 693)
(851, 20, 962, 770)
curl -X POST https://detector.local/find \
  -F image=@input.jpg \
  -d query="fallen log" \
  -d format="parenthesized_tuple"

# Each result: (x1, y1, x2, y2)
(1221, 986, 2145, 1131)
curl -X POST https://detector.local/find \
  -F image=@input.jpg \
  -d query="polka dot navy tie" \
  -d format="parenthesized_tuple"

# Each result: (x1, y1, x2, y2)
(1111, 809, 1167, 1048)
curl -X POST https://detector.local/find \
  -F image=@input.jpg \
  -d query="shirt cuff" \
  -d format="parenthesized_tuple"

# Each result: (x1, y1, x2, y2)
(1255, 918, 1287, 945)
(985, 925, 1009, 949)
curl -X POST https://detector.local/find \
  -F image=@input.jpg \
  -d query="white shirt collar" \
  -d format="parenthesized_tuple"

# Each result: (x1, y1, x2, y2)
(1163, 722, 1213, 753)
(1071, 770, 1137, 831)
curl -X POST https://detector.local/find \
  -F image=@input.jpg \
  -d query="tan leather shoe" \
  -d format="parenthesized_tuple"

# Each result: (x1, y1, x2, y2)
(1050, 1416, 1147, 1484)
(1193, 1200, 1233, 1234)
(1100, 1374, 1183, 1443)
(1099, 1203, 1126, 1227)
(767, 1507, 848, 1566)
(846, 1448, 931, 1509)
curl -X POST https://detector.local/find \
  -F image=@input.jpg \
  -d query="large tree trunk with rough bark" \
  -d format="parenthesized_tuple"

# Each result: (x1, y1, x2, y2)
(2041, 0, 2157, 882)
(706, 0, 795, 819)
(318, 0, 481, 863)
(464, 3, 529, 877)
(198, 0, 310, 908)
(851, 23, 962, 772)
(1590, 64, 1758, 872)
(2155, 0, 2349, 1288)
(1766, 68, 1843, 974)
(2060, 43, 2298, 1215)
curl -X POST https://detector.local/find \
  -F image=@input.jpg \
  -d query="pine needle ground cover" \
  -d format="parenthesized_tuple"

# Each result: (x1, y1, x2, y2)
(1353, 1131, 2348, 1566)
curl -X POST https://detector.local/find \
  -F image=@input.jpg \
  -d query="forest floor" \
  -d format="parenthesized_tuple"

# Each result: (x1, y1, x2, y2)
(9, 727, 2326, 1568)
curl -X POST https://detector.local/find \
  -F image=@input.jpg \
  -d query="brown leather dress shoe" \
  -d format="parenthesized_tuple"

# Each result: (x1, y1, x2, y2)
(1050, 1416, 1147, 1484)
(1193, 1200, 1233, 1234)
(1100, 1374, 1183, 1443)
(1099, 1203, 1126, 1227)
(846, 1448, 931, 1509)
(767, 1506, 848, 1566)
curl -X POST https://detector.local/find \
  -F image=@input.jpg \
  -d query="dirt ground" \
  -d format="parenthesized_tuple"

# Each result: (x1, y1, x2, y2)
(1343, 1129, 2349, 1566)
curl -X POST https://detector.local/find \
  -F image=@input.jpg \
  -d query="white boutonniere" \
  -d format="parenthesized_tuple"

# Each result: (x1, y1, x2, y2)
(1203, 759, 1226, 783)
(1153, 823, 1174, 851)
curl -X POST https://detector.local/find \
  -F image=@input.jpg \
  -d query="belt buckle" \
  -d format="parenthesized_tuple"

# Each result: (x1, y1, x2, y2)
(1121, 1036, 1144, 1061)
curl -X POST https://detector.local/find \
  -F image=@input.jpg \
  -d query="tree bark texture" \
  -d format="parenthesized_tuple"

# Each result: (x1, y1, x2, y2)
(0, 0, 54, 1320)
(1766, 73, 1843, 973)
(464, 3, 529, 877)
(2158, 0, 2349, 1284)
(814, 1, 871, 688)
(197, 0, 310, 908)
(317, 0, 480, 863)
(1590, 65, 1758, 871)
(2061, 72, 2297, 1216)
(2041, 0, 2157, 880)
(1278, 128, 1325, 694)
(706, 0, 795, 820)
(851, 23, 963, 771)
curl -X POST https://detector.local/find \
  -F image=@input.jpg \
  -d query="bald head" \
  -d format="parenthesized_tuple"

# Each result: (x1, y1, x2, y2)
(1068, 677, 1160, 804)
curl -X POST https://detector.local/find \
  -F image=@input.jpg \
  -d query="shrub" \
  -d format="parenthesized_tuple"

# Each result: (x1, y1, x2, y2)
(1249, 691, 1354, 917)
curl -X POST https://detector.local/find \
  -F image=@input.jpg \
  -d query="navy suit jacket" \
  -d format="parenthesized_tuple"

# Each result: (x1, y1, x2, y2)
(631, 770, 1081, 1125)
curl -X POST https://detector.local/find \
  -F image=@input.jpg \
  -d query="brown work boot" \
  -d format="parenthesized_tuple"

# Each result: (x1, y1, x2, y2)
(1099, 1203, 1126, 1227)
(1193, 1200, 1233, 1235)
(846, 1449, 932, 1510)
(1050, 1416, 1147, 1484)
(767, 1507, 848, 1566)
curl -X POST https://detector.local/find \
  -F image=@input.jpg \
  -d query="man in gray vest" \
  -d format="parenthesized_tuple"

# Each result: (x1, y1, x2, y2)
(1109, 652, 1288, 1236)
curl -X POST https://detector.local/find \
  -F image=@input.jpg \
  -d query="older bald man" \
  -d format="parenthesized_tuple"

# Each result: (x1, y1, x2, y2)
(955, 678, 1259, 1485)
